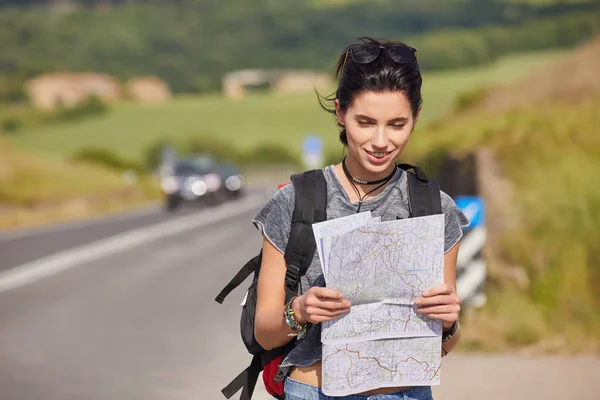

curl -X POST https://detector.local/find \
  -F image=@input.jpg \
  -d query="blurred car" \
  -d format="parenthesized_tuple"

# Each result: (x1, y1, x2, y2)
(216, 162, 245, 199)
(160, 155, 245, 211)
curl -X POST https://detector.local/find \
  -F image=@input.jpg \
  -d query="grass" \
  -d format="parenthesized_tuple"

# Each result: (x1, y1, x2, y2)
(6, 49, 569, 163)
(0, 138, 161, 229)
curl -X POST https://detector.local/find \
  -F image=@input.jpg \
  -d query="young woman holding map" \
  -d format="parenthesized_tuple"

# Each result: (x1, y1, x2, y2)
(253, 37, 469, 400)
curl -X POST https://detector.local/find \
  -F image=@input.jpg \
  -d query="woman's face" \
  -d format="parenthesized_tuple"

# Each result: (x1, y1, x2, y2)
(336, 90, 419, 179)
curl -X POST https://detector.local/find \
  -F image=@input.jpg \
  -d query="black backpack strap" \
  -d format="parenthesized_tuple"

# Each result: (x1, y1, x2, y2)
(284, 169, 327, 301)
(215, 254, 261, 304)
(220, 354, 262, 400)
(218, 170, 327, 400)
(398, 164, 442, 217)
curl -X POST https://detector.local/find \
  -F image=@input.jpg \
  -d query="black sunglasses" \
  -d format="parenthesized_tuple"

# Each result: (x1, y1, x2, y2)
(345, 44, 417, 65)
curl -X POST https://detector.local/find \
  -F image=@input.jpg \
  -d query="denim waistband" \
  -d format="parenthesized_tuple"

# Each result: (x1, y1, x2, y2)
(284, 377, 433, 400)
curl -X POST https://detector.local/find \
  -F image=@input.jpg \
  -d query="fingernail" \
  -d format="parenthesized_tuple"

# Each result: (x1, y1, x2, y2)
(423, 291, 430, 296)
(415, 299, 422, 305)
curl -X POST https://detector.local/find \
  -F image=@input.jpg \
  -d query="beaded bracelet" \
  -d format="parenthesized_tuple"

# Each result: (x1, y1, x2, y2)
(283, 296, 307, 337)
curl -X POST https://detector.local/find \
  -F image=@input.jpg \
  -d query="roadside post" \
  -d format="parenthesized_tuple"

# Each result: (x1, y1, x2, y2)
(159, 144, 177, 178)
(302, 135, 324, 170)
(455, 196, 487, 308)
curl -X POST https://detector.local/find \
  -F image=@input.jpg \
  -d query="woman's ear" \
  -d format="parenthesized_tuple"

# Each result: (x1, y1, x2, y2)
(335, 99, 345, 126)
(414, 106, 422, 126)
(410, 106, 422, 134)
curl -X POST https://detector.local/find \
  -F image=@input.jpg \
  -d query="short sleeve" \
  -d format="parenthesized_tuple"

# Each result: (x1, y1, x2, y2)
(440, 191, 470, 253)
(252, 183, 295, 254)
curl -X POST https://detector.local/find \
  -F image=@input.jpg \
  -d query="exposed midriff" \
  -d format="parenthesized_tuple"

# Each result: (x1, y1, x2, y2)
(289, 362, 414, 395)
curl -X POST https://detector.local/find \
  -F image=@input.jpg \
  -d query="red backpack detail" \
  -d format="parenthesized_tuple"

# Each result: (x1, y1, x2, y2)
(262, 355, 285, 397)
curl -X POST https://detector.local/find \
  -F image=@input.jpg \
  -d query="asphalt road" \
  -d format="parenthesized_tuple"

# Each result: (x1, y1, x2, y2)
(0, 196, 237, 273)
(0, 190, 598, 400)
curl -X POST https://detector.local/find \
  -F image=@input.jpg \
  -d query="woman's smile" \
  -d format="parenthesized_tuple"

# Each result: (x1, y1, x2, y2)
(364, 149, 394, 165)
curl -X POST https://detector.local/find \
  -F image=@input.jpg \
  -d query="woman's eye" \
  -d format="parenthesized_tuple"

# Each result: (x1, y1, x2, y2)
(391, 124, 406, 129)
(357, 120, 373, 126)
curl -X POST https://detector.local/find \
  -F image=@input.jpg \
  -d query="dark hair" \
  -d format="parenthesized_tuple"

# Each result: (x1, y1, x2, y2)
(319, 37, 423, 146)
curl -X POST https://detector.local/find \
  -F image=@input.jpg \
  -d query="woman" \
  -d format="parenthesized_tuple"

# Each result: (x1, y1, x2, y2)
(252, 37, 469, 400)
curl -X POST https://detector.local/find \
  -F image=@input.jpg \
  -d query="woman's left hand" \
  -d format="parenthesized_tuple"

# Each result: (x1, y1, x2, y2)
(415, 284, 460, 330)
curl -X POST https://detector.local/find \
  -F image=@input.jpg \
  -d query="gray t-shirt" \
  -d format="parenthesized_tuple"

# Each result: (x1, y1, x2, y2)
(252, 165, 469, 376)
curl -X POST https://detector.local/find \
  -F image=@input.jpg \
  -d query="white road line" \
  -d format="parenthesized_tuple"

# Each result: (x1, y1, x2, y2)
(0, 203, 161, 242)
(0, 193, 267, 293)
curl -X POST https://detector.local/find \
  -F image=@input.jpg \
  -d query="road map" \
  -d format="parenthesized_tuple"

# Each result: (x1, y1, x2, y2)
(322, 215, 445, 342)
(322, 336, 442, 396)
(314, 214, 446, 396)
(312, 212, 380, 277)
(321, 302, 440, 342)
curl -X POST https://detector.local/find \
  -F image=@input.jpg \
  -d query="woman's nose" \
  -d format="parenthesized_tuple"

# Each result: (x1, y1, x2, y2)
(372, 127, 389, 148)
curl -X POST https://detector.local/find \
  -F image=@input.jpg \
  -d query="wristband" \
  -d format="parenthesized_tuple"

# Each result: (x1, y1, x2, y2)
(283, 296, 307, 337)
(442, 321, 458, 342)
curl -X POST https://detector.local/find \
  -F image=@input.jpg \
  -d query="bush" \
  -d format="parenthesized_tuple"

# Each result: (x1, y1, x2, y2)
(242, 143, 301, 167)
(71, 147, 143, 173)
(0, 76, 27, 104)
(183, 137, 242, 164)
(1, 117, 23, 134)
(144, 138, 174, 171)
(411, 10, 600, 71)
(55, 96, 109, 121)
(454, 87, 488, 112)
(145, 137, 247, 171)
(147, 139, 343, 169)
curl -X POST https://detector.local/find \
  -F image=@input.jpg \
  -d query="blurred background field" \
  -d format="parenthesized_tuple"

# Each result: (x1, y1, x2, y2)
(0, 0, 599, 356)
(4, 49, 568, 161)
(0, 48, 572, 229)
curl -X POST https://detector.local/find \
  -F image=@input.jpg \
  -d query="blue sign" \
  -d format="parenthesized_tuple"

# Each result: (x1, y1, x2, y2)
(303, 135, 323, 153)
(455, 196, 485, 229)
(302, 135, 324, 169)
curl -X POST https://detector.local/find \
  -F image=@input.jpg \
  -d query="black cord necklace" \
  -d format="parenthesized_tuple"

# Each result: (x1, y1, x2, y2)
(342, 157, 397, 213)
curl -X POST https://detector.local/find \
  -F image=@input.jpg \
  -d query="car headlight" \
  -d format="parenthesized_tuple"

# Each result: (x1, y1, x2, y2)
(161, 176, 180, 194)
(185, 176, 207, 197)
(203, 173, 222, 192)
(191, 180, 207, 196)
(225, 174, 244, 191)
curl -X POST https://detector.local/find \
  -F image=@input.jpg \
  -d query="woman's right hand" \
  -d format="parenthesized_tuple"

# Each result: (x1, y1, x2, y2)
(292, 287, 351, 324)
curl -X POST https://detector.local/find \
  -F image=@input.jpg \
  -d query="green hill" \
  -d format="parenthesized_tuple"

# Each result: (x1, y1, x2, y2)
(409, 37, 600, 353)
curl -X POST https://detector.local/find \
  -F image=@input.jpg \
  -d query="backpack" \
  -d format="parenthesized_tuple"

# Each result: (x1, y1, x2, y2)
(215, 164, 442, 400)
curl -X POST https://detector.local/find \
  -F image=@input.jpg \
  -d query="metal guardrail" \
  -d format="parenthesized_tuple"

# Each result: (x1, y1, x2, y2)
(456, 226, 487, 308)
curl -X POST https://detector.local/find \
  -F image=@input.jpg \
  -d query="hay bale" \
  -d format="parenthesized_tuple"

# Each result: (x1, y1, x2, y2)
(272, 72, 332, 94)
(125, 76, 172, 103)
(25, 72, 121, 110)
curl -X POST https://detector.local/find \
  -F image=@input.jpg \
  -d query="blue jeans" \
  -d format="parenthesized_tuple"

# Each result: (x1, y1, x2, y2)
(284, 377, 434, 400)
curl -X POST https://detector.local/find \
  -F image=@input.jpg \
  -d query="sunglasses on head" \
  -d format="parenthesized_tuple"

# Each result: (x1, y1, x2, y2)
(345, 44, 417, 65)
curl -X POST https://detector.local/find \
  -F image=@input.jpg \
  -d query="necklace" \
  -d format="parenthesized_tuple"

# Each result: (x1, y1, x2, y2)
(341, 157, 397, 213)
(342, 158, 397, 185)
